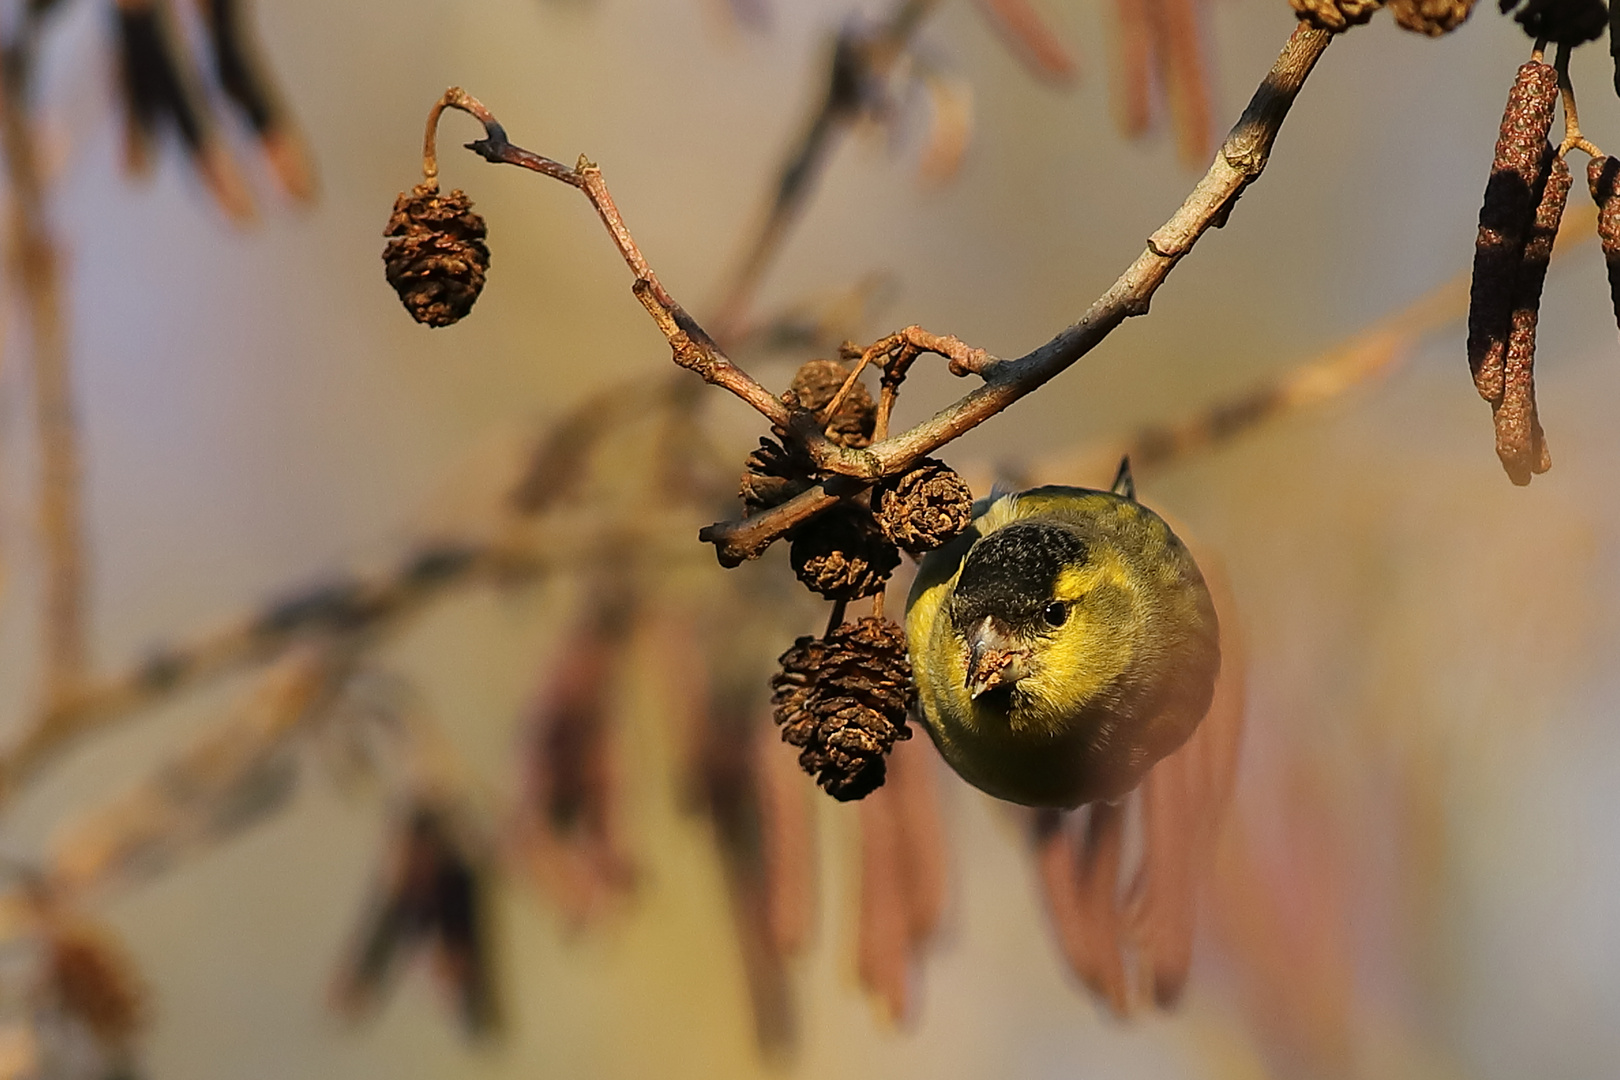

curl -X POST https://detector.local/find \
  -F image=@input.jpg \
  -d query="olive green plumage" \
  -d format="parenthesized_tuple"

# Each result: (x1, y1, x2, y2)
(905, 485, 1219, 808)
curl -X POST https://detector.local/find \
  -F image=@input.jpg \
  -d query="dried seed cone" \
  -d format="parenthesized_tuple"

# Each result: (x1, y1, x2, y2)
(789, 504, 900, 600)
(770, 618, 913, 801)
(1289, 0, 1383, 32)
(739, 437, 812, 517)
(1494, 150, 1568, 485)
(785, 358, 875, 449)
(1387, 0, 1477, 32)
(873, 458, 974, 553)
(1468, 61, 1558, 403)
(383, 182, 491, 327)
(1587, 156, 1620, 330)
(1500, 0, 1608, 45)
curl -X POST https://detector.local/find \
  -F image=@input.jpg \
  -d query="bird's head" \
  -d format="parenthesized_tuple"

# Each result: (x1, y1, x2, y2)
(947, 517, 1137, 726)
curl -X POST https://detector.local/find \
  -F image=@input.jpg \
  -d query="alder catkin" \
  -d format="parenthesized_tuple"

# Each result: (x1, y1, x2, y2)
(1468, 61, 1558, 404)
(1494, 150, 1568, 485)
(1587, 156, 1620, 329)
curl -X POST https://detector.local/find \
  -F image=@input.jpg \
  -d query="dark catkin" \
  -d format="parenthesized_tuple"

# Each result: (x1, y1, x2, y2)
(1587, 156, 1620, 328)
(789, 503, 900, 600)
(873, 458, 974, 553)
(1499, 0, 1608, 45)
(1468, 61, 1559, 404)
(1387, 0, 1477, 32)
(1289, 0, 1383, 32)
(1495, 151, 1569, 485)
(383, 183, 491, 328)
(770, 619, 913, 801)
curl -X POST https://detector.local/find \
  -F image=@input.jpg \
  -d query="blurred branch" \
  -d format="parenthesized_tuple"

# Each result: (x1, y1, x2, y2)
(1033, 201, 1598, 485)
(709, 0, 943, 343)
(0, 31, 87, 709)
(49, 644, 348, 899)
(698, 24, 1334, 565)
(425, 88, 795, 430)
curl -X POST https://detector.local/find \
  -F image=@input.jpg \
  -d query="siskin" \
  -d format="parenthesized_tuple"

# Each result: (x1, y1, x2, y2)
(905, 473, 1219, 808)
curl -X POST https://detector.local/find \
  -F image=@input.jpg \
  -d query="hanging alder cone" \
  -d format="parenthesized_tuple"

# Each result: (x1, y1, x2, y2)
(1289, 0, 1384, 32)
(383, 183, 491, 327)
(1386, 0, 1478, 33)
(789, 503, 900, 600)
(770, 618, 913, 801)
(873, 458, 974, 554)
(1499, 0, 1607, 44)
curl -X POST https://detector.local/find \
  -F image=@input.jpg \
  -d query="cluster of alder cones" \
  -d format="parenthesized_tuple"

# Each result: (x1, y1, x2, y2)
(744, 355, 976, 800)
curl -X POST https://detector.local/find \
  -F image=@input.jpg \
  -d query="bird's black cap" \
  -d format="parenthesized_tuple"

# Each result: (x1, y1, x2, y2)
(950, 520, 1088, 631)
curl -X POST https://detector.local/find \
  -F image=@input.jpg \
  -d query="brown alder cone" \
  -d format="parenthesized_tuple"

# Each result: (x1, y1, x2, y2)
(1587, 156, 1620, 330)
(1500, 0, 1608, 45)
(784, 358, 876, 449)
(1494, 150, 1568, 485)
(789, 503, 900, 600)
(383, 183, 491, 327)
(1289, 0, 1383, 32)
(770, 619, 913, 801)
(873, 458, 974, 554)
(1387, 0, 1477, 32)
(739, 437, 811, 518)
(1468, 61, 1558, 403)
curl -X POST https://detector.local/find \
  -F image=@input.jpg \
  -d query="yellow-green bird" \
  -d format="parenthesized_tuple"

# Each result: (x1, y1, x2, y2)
(905, 473, 1220, 808)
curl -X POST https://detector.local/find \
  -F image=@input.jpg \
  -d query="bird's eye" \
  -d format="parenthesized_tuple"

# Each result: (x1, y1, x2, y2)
(1043, 601, 1068, 627)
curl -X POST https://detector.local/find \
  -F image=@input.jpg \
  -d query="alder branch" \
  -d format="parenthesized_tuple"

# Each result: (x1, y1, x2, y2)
(419, 88, 794, 431)
(1, 37, 88, 707)
(699, 23, 1333, 565)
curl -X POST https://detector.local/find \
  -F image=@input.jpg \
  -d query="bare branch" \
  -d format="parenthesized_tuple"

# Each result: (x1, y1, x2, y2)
(700, 24, 1333, 565)
(0, 45, 87, 708)
(423, 88, 795, 430)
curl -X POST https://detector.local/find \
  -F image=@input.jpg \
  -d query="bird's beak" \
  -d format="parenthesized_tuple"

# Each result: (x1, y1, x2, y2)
(965, 618, 1029, 700)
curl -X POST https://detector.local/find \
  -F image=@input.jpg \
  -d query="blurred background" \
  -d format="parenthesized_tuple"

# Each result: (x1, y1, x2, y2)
(3, 1, 1620, 1078)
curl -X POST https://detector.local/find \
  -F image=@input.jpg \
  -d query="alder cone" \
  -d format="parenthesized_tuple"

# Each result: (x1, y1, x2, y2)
(1500, 0, 1607, 44)
(785, 358, 875, 449)
(1387, 0, 1477, 32)
(383, 183, 490, 327)
(789, 504, 899, 600)
(873, 458, 973, 553)
(769, 619, 913, 801)
(1289, 0, 1383, 32)
(739, 437, 811, 517)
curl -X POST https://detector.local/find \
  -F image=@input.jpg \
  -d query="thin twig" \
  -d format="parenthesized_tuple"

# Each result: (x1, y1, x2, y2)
(1554, 45, 1604, 160)
(699, 24, 1333, 565)
(432, 89, 796, 430)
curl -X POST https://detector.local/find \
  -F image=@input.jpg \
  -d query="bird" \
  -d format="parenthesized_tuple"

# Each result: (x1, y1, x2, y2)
(905, 461, 1220, 808)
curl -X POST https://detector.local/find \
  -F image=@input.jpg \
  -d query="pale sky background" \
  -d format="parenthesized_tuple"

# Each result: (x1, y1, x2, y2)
(4, 2, 1620, 1078)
